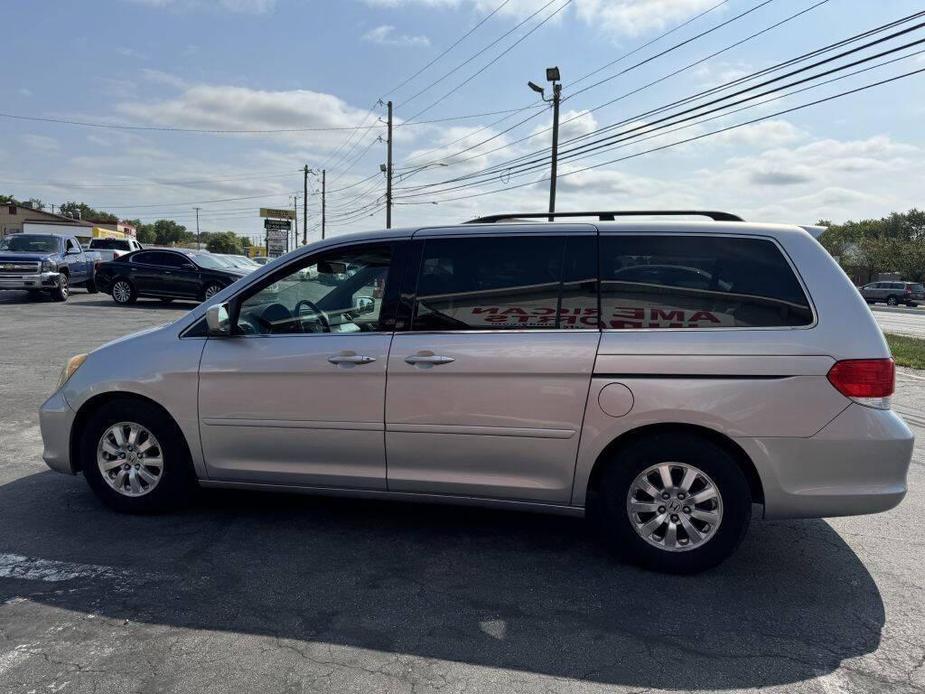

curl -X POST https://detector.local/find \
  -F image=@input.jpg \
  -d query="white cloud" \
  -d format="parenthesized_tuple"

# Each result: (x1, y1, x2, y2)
(362, 25, 431, 47)
(116, 83, 382, 149)
(362, 0, 722, 36)
(125, 0, 276, 13)
(116, 46, 147, 59)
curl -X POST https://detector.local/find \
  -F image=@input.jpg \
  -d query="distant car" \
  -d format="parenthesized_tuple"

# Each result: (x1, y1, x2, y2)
(859, 281, 924, 307)
(252, 256, 271, 266)
(0, 233, 101, 301)
(218, 254, 261, 272)
(94, 248, 249, 304)
(88, 237, 143, 263)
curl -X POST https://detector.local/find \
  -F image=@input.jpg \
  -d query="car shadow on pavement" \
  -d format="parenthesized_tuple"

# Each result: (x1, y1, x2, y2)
(0, 471, 885, 690)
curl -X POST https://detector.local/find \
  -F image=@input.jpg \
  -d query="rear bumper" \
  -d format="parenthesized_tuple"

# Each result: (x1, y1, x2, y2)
(39, 390, 77, 474)
(0, 272, 62, 290)
(738, 404, 913, 520)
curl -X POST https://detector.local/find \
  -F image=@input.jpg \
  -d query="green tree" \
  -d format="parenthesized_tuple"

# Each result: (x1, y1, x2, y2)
(820, 209, 925, 283)
(25, 198, 45, 211)
(149, 219, 192, 246)
(205, 231, 243, 254)
(57, 201, 118, 224)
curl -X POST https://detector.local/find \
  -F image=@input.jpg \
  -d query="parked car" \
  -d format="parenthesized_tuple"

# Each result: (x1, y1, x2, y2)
(252, 256, 270, 266)
(0, 232, 101, 301)
(859, 280, 924, 306)
(94, 248, 249, 304)
(40, 210, 913, 574)
(88, 237, 144, 263)
(217, 254, 261, 272)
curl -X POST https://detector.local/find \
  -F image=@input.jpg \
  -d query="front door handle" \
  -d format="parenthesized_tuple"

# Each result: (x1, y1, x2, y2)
(328, 352, 376, 366)
(405, 353, 455, 367)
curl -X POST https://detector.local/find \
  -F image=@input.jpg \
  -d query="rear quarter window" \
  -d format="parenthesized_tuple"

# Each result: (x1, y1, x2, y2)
(599, 235, 813, 329)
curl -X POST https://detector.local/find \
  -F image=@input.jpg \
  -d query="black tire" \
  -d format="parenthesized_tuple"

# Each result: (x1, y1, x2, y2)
(85, 276, 98, 294)
(80, 398, 196, 514)
(887, 295, 898, 306)
(202, 283, 223, 302)
(111, 278, 137, 304)
(49, 273, 69, 302)
(595, 433, 752, 574)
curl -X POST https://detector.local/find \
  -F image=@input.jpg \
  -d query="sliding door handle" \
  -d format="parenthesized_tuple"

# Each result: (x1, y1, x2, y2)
(405, 353, 455, 367)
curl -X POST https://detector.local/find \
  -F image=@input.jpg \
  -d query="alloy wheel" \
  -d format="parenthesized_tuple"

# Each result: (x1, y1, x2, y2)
(96, 422, 164, 497)
(204, 284, 221, 300)
(626, 462, 723, 552)
(113, 281, 132, 303)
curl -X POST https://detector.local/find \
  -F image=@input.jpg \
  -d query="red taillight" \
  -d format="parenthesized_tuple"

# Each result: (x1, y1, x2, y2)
(827, 359, 895, 399)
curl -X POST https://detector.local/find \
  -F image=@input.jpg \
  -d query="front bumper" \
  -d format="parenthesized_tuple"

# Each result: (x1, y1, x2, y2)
(739, 404, 914, 520)
(0, 272, 62, 290)
(39, 390, 77, 474)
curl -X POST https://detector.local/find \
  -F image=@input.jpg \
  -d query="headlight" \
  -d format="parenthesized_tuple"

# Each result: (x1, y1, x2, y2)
(58, 353, 88, 389)
(42, 259, 58, 272)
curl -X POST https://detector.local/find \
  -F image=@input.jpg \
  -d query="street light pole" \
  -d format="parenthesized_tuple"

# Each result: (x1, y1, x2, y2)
(528, 66, 562, 221)
(386, 100, 393, 229)
(321, 169, 326, 240)
(548, 80, 561, 222)
(193, 206, 201, 249)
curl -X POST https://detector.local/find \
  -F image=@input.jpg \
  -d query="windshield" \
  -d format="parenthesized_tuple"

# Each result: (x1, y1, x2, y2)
(192, 253, 234, 270)
(90, 239, 130, 250)
(0, 234, 61, 253)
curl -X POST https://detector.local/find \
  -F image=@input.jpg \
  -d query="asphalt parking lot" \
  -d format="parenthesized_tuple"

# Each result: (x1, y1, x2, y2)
(1, 290, 924, 694)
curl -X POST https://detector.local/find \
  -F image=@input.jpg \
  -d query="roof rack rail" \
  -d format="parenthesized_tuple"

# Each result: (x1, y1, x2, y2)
(465, 210, 744, 224)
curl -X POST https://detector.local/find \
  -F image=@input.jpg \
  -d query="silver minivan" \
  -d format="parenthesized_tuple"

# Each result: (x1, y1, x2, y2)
(39, 211, 914, 573)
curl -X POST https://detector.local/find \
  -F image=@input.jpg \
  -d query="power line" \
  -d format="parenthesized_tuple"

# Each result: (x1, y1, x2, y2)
(383, 0, 513, 97)
(396, 13, 925, 196)
(398, 0, 563, 111)
(403, 0, 573, 124)
(394, 66, 925, 207)
(393, 0, 803, 173)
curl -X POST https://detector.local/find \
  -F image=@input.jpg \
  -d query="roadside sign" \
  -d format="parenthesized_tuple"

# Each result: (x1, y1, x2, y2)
(264, 218, 292, 231)
(260, 207, 295, 220)
(266, 228, 288, 258)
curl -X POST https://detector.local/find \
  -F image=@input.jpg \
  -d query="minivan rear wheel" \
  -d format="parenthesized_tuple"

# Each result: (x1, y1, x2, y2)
(596, 433, 751, 574)
(80, 399, 195, 513)
(887, 295, 898, 306)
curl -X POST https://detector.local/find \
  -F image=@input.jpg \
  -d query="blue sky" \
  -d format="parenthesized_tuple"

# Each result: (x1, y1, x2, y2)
(1, 0, 924, 241)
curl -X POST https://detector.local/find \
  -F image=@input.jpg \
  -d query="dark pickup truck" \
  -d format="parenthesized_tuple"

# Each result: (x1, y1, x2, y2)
(0, 233, 102, 301)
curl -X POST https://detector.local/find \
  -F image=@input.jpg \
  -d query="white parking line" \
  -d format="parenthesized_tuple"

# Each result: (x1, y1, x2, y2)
(0, 553, 124, 582)
(898, 370, 925, 382)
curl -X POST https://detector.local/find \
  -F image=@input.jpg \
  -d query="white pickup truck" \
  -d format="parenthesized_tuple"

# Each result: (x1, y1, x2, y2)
(88, 237, 143, 263)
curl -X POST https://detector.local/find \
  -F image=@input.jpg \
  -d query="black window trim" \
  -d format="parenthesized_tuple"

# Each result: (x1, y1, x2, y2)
(214, 239, 403, 338)
(406, 232, 601, 334)
(596, 230, 817, 332)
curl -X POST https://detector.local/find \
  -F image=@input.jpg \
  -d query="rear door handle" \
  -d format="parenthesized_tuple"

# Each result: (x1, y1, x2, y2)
(405, 353, 455, 367)
(328, 353, 376, 366)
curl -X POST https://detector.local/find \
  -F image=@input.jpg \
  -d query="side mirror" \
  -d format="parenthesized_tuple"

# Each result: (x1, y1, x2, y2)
(206, 303, 231, 336)
(354, 296, 375, 315)
(67, 247, 81, 255)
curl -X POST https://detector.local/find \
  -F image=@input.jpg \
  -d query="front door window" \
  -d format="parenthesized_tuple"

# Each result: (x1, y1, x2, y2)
(237, 245, 392, 335)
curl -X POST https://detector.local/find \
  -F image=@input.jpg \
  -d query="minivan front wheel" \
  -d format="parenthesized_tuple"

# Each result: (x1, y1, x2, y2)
(80, 399, 195, 513)
(596, 433, 751, 574)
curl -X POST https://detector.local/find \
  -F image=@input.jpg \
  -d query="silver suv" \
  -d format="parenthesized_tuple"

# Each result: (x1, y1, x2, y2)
(39, 211, 914, 573)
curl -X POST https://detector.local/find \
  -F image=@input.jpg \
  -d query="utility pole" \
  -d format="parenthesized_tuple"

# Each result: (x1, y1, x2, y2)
(321, 169, 326, 240)
(291, 194, 299, 253)
(527, 66, 562, 221)
(194, 207, 201, 249)
(303, 165, 309, 245)
(386, 100, 393, 229)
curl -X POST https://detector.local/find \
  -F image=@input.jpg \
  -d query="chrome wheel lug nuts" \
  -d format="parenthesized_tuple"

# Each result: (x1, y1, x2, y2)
(657, 506, 666, 514)
(683, 506, 691, 514)
(661, 492, 670, 500)
(677, 493, 686, 500)
(670, 514, 679, 522)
